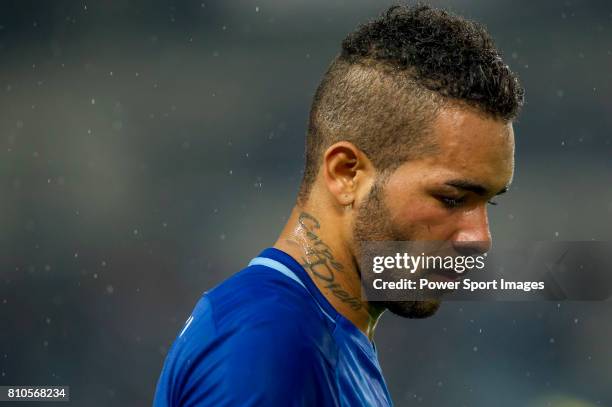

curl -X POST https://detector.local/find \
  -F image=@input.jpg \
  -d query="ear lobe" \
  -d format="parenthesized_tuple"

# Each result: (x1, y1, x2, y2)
(322, 141, 371, 206)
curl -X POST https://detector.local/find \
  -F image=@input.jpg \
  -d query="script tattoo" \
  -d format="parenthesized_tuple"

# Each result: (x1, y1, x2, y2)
(294, 212, 362, 311)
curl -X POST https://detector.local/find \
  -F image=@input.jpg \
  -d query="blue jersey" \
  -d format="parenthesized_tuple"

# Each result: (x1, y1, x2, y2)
(153, 247, 393, 407)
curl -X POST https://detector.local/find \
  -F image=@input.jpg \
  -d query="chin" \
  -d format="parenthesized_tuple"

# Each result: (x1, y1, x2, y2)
(384, 300, 441, 319)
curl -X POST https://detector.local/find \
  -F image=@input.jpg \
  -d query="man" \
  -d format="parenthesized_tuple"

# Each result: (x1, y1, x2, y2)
(154, 4, 523, 406)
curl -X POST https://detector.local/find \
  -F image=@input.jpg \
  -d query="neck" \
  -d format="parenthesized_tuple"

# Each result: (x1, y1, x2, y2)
(273, 206, 385, 341)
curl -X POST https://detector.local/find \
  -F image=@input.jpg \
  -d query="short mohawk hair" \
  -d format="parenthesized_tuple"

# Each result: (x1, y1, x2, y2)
(342, 4, 524, 120)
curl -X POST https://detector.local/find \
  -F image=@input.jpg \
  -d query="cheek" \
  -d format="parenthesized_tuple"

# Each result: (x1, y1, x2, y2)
(383, 168, 459, 238)
(386, 193, 460, 238)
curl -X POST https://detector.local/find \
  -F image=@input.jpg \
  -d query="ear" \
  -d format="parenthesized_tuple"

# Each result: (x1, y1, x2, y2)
(322, 141, 374, 206)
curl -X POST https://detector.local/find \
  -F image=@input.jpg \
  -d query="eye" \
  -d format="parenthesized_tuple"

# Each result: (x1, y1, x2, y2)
(438, 196, 465, 208)
(487, 200, 498, 206)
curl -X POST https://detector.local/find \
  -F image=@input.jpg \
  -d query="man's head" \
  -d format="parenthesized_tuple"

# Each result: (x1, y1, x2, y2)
(298, 5, 523, 318)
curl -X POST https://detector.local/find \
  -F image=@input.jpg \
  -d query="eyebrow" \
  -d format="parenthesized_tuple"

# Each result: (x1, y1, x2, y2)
(445, 179, 509, 196)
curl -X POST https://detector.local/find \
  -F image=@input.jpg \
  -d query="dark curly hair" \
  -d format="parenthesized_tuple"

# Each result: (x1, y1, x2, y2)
(298, 4, 524, 203)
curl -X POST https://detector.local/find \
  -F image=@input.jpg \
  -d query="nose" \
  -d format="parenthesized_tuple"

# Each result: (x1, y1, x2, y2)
(451, 206, 492, 256)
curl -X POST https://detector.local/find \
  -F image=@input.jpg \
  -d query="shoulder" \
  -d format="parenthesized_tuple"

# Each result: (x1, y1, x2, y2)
(208, 264, 339, 364)
(157, 265, 341, 406)
(207, 264, 331, 334)
(174, 264, 335, 356)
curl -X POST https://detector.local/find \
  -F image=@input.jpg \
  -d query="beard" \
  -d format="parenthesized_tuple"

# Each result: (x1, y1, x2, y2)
(353, 174, 441, 319)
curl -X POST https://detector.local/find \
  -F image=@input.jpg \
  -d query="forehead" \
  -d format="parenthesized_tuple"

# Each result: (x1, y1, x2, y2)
(391, 106, 515, 191)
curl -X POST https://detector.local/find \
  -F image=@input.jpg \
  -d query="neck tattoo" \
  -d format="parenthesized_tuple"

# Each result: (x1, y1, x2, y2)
(287, 211, 363, 311)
